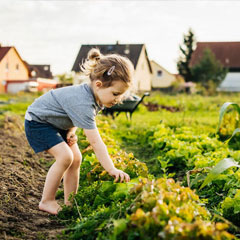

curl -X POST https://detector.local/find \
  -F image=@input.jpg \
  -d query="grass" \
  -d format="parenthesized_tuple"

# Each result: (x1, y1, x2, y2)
(111, 109, 218, 133)
(109, 91, 240, 133)
(0, 92, 39, 123)
(1, 91, 240, 238)
(98, 92, 240, 169)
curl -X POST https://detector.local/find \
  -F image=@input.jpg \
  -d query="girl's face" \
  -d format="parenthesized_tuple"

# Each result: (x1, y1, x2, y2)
(94, 80, 129, 108)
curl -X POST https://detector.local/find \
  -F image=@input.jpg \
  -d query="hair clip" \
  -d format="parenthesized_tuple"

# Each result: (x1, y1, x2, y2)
(107, 66, 115, 76)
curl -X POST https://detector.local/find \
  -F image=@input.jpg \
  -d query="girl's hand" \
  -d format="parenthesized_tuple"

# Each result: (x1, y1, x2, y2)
(108, 168, 130, 183)
(66, 131, 78, 146)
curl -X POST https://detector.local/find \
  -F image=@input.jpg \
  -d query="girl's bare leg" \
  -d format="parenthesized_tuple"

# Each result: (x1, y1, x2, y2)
(63, 143, 82, 205)
(39, 142, 73, 215)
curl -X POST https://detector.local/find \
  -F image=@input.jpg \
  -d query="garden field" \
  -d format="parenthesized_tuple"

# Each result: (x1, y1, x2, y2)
(1, 91, 240, 239)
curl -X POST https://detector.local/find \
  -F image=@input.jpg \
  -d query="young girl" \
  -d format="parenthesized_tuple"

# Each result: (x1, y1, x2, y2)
(24, 48, 134, 215)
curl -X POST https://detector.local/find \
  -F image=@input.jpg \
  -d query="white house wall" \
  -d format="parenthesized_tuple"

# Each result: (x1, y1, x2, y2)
(134, 46, 152, 92)
(151, 61, 176, 88)
(218, 72, 240, 92)
(7, 82, 29, 93)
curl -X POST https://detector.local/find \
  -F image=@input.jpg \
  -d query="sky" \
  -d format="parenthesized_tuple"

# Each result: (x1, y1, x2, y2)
(0, 0, 240, 75)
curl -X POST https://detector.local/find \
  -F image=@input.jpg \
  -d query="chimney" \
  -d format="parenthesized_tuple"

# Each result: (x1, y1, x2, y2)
(116, 40, 119, 45)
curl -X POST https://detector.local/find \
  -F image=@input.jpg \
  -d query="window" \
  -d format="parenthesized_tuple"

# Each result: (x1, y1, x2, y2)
(31, 70, 36, 77)
(16, 64, 19, 71)
(5, 63, 9, 71)
(157, 70, 162, 77)
(44, 66, 49, 71)
(124, 45, 130, 54)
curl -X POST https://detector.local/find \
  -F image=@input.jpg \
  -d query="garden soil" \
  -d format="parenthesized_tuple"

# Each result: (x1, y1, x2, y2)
(0, 115, 65, 240)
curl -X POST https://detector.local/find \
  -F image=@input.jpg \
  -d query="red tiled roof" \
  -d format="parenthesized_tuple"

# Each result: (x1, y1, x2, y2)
(0, 47, 11, 62)
(190, 42, 240, 68)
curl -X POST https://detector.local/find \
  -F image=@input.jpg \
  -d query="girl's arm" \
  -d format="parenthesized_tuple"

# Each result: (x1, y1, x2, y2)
(84, 128, 130, 182)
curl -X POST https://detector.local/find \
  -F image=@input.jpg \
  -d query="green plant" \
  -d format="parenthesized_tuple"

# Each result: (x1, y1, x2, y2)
(217, 102, 240, 147)
(177, 28, 196, 82)
(200, 158, 240, 190)
(113, 178, 234, 240)
(191, 48, 228, 91)
(157, 157, 175, 178)
(222, 190, 240, 226)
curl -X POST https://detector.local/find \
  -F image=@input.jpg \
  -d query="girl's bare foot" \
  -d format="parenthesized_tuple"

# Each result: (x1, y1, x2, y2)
(65, 201, 72, 206)
(39, 200, 62, 215)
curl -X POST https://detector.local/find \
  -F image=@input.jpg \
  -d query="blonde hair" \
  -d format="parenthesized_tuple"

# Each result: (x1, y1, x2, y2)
(81, 48, 134, 88)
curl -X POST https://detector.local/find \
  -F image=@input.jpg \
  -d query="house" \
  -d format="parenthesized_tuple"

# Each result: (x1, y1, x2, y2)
(71, 43, 152, 92)
(190, 42, 240, 91)
(0, 44, 57, 93)
(26, 63, 58, 92)
(151, 60, 176, 89)
(27, 64, 53, 79)
(0, 45, 29, 93)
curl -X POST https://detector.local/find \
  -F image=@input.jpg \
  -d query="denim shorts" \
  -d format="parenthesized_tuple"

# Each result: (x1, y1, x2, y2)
(24, 119, 68, 153)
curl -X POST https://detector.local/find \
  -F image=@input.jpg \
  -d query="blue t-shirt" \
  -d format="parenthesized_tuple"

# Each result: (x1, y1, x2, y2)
(26, 83, 103, 130)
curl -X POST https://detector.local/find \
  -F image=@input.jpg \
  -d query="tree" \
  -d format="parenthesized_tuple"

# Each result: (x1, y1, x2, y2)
(56, 72, 74, 84)
(177, 29, 196, 82)
(191, 48, 228, 89)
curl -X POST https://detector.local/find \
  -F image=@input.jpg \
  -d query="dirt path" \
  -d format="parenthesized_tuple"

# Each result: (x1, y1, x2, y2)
(0, 115, 65, 240)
